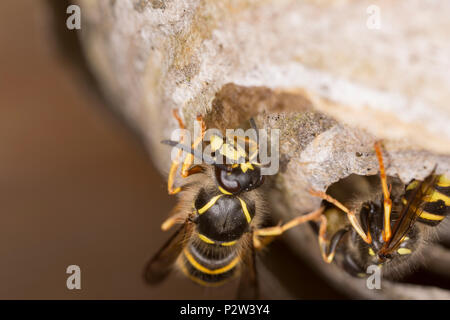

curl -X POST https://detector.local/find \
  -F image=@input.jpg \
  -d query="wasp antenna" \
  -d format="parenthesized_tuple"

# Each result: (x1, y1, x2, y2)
(249, 118, 259, 143)
(249, 118, 257, 130)
(430, 164, 438, 175)
(161, 139, 179, 146)
(161, 140, 195, 156)
(162, 140, 216, 164)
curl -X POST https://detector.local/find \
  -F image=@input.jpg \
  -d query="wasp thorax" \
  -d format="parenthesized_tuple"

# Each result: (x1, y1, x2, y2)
(193, 188, 255, 243)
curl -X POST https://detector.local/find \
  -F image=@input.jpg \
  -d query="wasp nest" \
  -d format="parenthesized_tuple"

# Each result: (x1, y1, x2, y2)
(78, 0, 450, 298)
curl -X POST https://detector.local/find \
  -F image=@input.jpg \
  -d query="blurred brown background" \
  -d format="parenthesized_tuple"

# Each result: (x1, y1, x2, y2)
(0, 0, 344, 299)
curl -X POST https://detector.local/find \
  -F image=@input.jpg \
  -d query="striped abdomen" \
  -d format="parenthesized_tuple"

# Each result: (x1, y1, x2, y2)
(404, 174, 450, 226)
(178, 236, 240, 286)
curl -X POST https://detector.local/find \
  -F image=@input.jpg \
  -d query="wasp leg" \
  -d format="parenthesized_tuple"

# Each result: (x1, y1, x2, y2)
(342, 251, 367, 277)
(167, 109, 187, 195)
(168, 162, 182, 195)
(161, 212, 187, 231)
(310, 189, 372, 244)
(181, 115, 206, 177)
(253, 207, 324, 249)
(318, 215, 348, 263)
(168, 111, 205, 194)
(374, 141, 393, 242)
(160, 203, 189, 231)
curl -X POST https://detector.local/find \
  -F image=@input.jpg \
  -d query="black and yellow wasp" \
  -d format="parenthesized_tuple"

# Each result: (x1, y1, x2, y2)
(144, 110, 322, 298)
(310, 142, 450, 277)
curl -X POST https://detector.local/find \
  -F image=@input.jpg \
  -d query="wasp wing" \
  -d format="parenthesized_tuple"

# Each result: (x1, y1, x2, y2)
(381, 173, 438, 255)
(237, 232, 259, 299)
(144, 222, 191, 285)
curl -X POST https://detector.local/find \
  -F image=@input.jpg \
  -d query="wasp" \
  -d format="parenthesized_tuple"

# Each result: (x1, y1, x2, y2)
(310, 142, 450, 277)
(144, 110, 322, 298)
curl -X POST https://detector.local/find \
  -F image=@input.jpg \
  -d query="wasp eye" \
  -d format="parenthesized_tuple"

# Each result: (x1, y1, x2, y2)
(215, 166, 241, 193)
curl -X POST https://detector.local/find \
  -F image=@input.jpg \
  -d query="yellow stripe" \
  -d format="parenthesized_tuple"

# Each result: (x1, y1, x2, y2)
(357, 273, 366, 278)
(198, 233, 236, 246)
(427, 189, 450, 206)
(237, 197, 252, 223)
(183, 248, 240, 275)
(220, 240, 237, 247)
(397, 248, 412, 255)
(240, 162, 254, 173)
(178, 262, 230, 287)
(198, 195, 223, 214)
(399, 235, 407, 243)
(198, 233, 215, 244)
(406, 180, 420, 191)
(419, 211, 445, 221)
(437, 174, 450, 187)
(218, 186, 232, 195)
(368, 248, 375, 256)
(408, 204, 446, 221)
